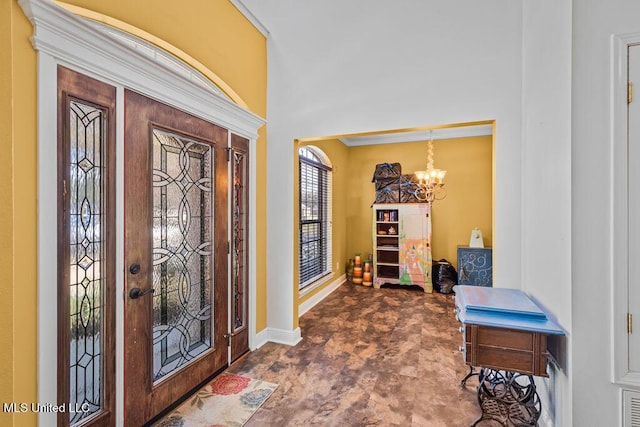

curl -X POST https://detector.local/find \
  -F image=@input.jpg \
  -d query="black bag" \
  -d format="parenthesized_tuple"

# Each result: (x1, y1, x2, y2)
(432, 259, 457, 294)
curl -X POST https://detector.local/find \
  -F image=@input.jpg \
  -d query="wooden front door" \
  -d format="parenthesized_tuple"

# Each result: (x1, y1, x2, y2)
(123, 90, 229, 425)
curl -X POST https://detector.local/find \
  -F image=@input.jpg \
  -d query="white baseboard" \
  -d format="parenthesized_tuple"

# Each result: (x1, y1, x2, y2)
(250, 276, 345, 351)
(298, 274, 346, 317)
(252, 326, 302, 350)
(269, 326, 302, 345)
(251, 327, 269, 350)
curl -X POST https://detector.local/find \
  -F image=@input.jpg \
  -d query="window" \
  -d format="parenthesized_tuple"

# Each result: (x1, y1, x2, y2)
(298, 146, 332, 289)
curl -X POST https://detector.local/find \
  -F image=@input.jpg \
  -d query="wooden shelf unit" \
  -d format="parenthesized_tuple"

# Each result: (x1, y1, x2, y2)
(371, 204, 432, 292)
(374, 207, 399, 280)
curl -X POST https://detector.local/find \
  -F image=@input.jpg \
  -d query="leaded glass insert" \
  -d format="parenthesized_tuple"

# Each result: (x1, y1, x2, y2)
(68, 101, 105, 425)
(232, 150, 247, 331)
(151, 129, 213, 383)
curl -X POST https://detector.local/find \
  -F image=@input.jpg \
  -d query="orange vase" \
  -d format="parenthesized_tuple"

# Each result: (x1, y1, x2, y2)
(352, 266, 363, 284)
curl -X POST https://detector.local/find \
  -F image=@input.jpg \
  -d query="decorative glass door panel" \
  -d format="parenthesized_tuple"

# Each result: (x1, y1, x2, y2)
(230, 134, 250, 361)
(57, 66, 116, 427)
(124, 89, 228, 426)
(231, 151, 246, 331)
(151, 129, 214, 382)
(68, 100, 106, 423)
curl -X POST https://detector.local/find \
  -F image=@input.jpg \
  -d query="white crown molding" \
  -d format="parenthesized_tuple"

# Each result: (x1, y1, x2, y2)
(19, 0, 265, 139)
(339, 124, 493, 147)
(87, 23, 233, 103)
(230, 0, 270, 38)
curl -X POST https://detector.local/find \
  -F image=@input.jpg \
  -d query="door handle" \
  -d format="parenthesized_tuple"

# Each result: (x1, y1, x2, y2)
(129, 287, 155, 299)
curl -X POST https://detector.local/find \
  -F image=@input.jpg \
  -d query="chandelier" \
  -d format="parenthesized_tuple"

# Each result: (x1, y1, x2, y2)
(414, 135, 447, 203)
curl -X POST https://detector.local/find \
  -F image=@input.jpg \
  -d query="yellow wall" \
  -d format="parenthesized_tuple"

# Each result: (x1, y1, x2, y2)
(1, 3, 15, 426)
(2, 1, 266, 425)
(347, 136, 493, 270)
(61, 0, 265, 111)
(2, 3, 38, 427)
(295, 139, 350, 322)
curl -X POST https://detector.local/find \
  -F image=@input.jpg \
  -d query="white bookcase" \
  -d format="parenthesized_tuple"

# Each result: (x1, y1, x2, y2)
(372, 203, 433, 292)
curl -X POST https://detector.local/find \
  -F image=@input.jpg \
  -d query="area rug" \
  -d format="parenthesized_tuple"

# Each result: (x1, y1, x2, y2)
(153, 373, 278, 427)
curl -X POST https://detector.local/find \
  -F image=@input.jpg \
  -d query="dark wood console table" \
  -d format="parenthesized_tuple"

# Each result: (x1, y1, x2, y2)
(453, 285, 564, 426)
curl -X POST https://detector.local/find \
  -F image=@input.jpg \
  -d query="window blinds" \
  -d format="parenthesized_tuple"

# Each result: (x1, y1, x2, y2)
(299, 153, 332, 288)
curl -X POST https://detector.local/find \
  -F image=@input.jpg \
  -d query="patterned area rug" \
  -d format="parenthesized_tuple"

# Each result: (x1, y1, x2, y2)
(153, 374, 278, 427)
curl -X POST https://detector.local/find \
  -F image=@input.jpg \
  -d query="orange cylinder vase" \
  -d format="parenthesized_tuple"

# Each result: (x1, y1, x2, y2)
(352, 266, 363, 284)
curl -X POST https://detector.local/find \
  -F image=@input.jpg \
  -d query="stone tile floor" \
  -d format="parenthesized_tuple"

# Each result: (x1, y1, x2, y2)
(226, 283, 482, 426)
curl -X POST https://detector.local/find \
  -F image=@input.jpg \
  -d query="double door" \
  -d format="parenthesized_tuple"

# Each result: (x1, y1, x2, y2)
(57, 68, 250, 426)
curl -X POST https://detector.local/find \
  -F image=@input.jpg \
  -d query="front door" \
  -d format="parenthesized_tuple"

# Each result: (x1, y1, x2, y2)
(123, 90, 229, 425)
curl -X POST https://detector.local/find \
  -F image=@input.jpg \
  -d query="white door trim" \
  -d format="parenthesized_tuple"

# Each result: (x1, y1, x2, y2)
(612, 31, 640, 388)
(20, 0, 265, 424)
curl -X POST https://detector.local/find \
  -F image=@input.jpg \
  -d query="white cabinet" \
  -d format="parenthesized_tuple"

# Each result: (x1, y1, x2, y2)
(372, 203, 433, 292)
